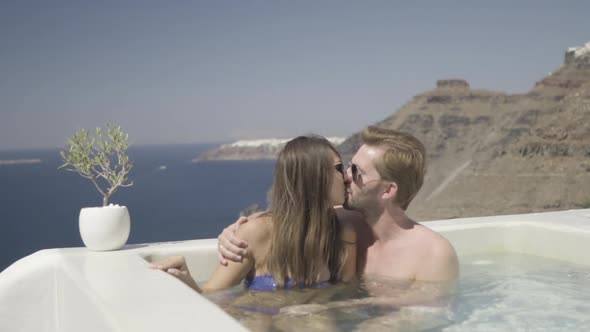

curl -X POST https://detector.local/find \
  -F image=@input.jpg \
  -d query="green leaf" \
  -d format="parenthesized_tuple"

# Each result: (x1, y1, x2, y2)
(58, 124, 134, 205)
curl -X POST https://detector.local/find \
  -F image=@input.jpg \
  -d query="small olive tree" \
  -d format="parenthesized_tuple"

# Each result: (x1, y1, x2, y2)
(59, 125, 134, 206)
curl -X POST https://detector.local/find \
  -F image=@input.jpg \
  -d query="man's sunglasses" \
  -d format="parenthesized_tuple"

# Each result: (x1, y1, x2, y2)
(348, 162, 360, 182)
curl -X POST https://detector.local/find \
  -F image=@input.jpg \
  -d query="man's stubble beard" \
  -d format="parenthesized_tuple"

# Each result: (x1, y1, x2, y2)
(344, 186, 383, 217)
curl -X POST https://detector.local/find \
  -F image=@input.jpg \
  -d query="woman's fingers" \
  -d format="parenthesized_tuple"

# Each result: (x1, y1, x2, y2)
(149, 256, 187, 271)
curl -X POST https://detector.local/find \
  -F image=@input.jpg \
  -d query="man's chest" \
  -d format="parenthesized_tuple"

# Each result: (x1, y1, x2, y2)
(362, 245, 420, 279)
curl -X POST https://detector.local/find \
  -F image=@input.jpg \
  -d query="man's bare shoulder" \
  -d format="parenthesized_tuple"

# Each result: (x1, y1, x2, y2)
(412, 224, 456, 256)
(413, 223, 459, 281)
(414, 222, 448, 242)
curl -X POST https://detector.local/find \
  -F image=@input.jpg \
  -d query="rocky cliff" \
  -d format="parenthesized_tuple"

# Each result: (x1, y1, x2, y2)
(339, 42, 590, 220)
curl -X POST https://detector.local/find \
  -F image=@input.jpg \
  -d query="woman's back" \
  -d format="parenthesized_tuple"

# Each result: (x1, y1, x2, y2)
(237, 213, 335, 291)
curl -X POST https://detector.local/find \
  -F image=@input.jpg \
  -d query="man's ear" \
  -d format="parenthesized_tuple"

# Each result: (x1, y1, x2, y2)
(381, 182, 398, 200)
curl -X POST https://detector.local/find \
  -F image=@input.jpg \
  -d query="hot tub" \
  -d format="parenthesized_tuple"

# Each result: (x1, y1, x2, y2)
(1, 208, 589, 331)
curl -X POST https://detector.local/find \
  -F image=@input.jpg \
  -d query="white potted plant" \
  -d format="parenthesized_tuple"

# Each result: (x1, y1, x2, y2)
(59, 125, 134, 251)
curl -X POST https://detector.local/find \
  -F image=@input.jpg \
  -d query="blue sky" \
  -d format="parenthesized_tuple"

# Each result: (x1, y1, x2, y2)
(1, 1, 589, 150)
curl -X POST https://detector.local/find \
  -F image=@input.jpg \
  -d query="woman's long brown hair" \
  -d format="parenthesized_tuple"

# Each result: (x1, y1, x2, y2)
(266, 135, 344, 287)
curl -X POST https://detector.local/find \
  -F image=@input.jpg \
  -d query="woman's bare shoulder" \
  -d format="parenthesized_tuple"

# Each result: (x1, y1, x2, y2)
(236, 211, 272, 242)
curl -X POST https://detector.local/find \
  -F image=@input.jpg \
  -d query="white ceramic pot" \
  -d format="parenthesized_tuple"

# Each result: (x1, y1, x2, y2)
(79, 205, 131, 251)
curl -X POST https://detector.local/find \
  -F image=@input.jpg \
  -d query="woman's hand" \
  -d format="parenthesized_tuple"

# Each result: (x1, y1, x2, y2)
(149, 256, 202, 292)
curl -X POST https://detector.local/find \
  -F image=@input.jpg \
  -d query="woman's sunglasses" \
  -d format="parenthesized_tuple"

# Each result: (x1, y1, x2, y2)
(334, 163, 345, 176)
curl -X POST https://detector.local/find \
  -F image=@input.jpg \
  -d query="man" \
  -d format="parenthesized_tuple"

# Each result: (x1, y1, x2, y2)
(219, 126, 458, 304)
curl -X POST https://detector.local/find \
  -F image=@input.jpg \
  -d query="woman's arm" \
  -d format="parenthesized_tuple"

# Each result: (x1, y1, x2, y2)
(151, 216, 270, 293)
(203, 216, 270, 292)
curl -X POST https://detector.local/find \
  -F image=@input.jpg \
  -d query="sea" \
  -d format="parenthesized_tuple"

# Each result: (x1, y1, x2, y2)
(0, 144, 275, 272)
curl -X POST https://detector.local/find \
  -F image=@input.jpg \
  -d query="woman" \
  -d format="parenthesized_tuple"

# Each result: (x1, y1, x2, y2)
(150, 135, 356, 292)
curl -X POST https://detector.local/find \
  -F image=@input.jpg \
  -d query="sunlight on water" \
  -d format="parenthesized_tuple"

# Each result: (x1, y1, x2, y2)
(207, 253, 590, 331)
(447, 253, 590, 332)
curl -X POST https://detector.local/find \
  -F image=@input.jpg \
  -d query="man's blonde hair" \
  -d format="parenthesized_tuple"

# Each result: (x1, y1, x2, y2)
(361, 126, 426, 210)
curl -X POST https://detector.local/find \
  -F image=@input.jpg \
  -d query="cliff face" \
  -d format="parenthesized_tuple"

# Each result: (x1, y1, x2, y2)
(340, 43, 590, 220)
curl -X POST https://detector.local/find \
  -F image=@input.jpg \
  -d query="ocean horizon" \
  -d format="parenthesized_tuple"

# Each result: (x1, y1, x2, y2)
(0, 144, 275, 271)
